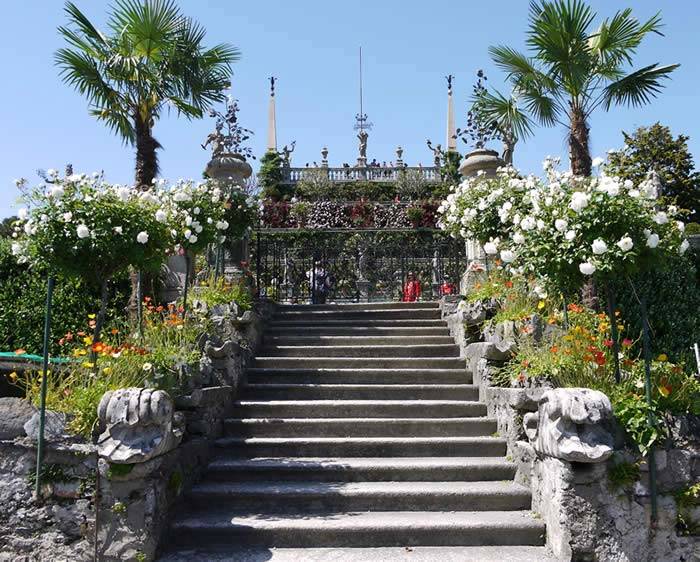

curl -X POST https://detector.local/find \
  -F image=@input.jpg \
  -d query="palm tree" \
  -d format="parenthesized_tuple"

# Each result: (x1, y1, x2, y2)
(489, 0, 678, 176)
(471, 89, 534, 165)
(56, 0, 239, 188)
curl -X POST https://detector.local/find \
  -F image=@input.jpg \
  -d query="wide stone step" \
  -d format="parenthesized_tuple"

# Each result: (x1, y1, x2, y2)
(185, 481, 532, 512)
(260, 344, 460, 358)
(246, 368, 472, 385)
(266, 326, 450, 336)
(168, 509, 546, 548)
(274, 308, 442, 321)
(268, 319, 447, 329)
(159, 545, 556, 562)
(233, 400, 487, 418)
(214, 436, 507, 457)
(264, 335, 456, 346)
(224, 416, 496, 437)
(243, 384, 478, 401)
(205, 456, 517, 482)
(254, 357, 466, 369)
(277, 302, 439, 311)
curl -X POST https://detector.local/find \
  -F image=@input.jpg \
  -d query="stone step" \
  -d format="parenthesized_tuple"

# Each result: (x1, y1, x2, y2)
(266, 326, 451, 336)
(214, 436, 506, 457)
(168, 509, 546, 548)
(254, 357, 466, 370)
(242, 384, 478, 401)
(185, 481, 532, 512)
(268, 319, 447, 329)
(274, 308, 442, 321)
(224, 416, 496, 437)
(159, 545, 557, 562)
(246, 368, 472, 385)
(278, 302, 439, 311)
(264, 335, 457, 346)
(233, 400, 487, 419)
(260, 344, 461, 358)
(205, 456, 516, 482)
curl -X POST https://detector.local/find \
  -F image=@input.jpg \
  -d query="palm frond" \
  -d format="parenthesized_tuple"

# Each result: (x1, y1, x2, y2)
(527, 0, 595, 62)
(89, 106, 135, 143)
(602, 63, 679, 109)
(521, 87, 561, 127)
(63, 2, 108, 45)
(591, 9, 663, 67)
(109, 0, 182, 59)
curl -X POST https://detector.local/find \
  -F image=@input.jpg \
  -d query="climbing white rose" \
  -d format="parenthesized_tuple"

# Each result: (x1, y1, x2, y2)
(646, 233, 660, 248)
(569, 192, 589, 213)
(513, 232, 525, 244)
(76, 224, 90, 239)
(592, 157, 605, 167)
(680, 239, 690, 254)
(500, 250, 515, 263)
(49, 185, 65, 198)
(520, 216, 536, 231)
(62, 212, 73, 223)
(483, 242, 498, 255)
(654, 212, 669, 225)
(565, 230, 576, 242)
(579, 261, 596, 275)
(155, 209, 167, 223)
(116, 187, 131, 202)
(136, 231, 149, 244)
(189, 234, 198, 244)
(592, 239, 608, 255)
(616, 237, 634, 252)
(17, 208, 28, 220)
(554, 219, 568, 232)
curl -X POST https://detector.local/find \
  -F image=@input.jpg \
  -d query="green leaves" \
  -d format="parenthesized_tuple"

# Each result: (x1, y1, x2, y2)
(602, 63, 680, 110)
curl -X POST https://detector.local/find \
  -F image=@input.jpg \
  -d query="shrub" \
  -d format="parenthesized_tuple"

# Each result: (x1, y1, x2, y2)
(258, 150, 287, 200)
(195, 275, 253, 312)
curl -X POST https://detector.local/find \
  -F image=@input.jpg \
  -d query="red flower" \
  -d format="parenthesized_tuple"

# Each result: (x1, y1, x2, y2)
(593, 351, 606, 366)
(622, 338, 633, 347)
(504, 280, 514, 288)
(603, 339, 614, 348)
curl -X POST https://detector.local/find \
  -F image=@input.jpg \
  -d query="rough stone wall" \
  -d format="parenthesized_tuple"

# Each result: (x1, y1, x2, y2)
(0, 303, 274, 562)
(440, 299, 700, 562)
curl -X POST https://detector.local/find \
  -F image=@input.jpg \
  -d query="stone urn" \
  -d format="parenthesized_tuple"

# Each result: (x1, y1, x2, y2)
(205, 152, 253, 184)
(458, 148, 505, 179)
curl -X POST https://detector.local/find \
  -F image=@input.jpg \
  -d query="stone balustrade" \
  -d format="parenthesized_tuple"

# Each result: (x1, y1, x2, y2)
(281, 166, 441, 184)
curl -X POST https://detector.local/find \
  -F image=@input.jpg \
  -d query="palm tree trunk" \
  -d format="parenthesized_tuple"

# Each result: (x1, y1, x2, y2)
(134, 113, 161, 190)
(569, 107, 592, 177)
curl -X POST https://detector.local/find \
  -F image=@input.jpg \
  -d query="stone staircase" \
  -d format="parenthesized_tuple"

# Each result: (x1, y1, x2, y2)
(161, 302, 549, 561)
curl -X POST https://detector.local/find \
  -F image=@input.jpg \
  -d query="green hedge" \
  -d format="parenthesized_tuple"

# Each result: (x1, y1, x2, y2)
(0, 238, 129, 357)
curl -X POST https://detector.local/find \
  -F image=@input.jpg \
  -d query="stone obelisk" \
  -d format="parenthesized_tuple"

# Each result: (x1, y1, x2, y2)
(446, 75, 457, 152)
(267, 76, 277, 152)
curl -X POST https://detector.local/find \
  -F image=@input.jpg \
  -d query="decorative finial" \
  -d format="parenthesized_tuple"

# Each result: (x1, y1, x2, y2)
(269, 76, 276, 97)
(446, 74, 454, 92)
(203, 97, 255, 160)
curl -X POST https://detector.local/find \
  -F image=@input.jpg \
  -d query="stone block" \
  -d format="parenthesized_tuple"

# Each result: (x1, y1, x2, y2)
(0, 398, 37, 440)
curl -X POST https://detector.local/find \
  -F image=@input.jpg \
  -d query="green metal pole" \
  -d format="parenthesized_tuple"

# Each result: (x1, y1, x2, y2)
(640, 293, 658, 523)
(136, 270, 143, 340)
(605, 281, 622, 384)
(34, 275, 55, 498)
(182, 253, 191, 319)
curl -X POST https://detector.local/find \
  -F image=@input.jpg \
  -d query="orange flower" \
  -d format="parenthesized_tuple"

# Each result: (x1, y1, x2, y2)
(14, 348, 26, 355)
(504, 280, 513, 288)
(92, 342, 105, 353)
(110, 328, 119, 335)
(549, 346, 559, 353)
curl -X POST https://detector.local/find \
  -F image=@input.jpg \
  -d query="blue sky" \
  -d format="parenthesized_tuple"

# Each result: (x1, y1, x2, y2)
(1, 0, 698, 218)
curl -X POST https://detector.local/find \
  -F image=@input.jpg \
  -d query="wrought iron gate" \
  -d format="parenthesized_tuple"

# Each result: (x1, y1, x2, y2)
(252, 230, 465, 303)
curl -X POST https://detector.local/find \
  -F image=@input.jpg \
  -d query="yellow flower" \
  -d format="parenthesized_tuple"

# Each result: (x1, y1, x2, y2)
(83, 336, 93, 346)
(82, 362, 95, 368)
(537, 301, 545, 310)
(87, 313, 96, 319)
(657, 354, 668, 362)
(8, 371, 18, 382)
(102, 367, 112, 375)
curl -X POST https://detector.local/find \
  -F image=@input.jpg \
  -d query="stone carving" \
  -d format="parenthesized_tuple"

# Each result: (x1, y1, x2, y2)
(426, 139, 442, 168)
(357, 130, 368, 160)
(97, 388, 183, 464)
(0, 398, 37, 440)
(279, 141, 296, 167)
(524, 388, 614, 463)
(24, 410, 67, 442)
(199, 338, 243, 389)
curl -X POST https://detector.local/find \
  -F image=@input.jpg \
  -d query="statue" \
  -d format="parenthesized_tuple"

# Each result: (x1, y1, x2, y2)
(96, 388, 184, 464)
(201, 121, 226, 157)
(279, 140, 296, 167)
(523, 388, 615, 463)
(358, 129, 369, 160)
(426, 139, 442, 168)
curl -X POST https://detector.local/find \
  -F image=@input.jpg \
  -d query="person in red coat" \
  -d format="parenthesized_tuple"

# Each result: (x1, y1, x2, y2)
(440, 278, 457, 295)
(402, 272, 422, 302)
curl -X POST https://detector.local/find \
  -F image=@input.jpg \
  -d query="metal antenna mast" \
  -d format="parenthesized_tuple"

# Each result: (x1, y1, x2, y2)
(354, 47, 373, 132)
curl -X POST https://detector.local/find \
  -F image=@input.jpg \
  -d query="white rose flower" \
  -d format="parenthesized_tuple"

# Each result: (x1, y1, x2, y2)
(483, 242, 498, 255)
(500, 250, 515, 263)
(47, 168, 58, 177)
(513, 232, 525, 244)
(680, 239, 690, 254)
(62, 212, 73, 222)
(17, 208, 28, 220)
(555, 219, 568, 232)
(189, 234, 198, 244)
(629, 189, 641, 198)
(569, 192, 589, 213)
(616, 237, 634, 252)
(677, 221, 685, 232)
(114, 226, 123, 234)
(137, 231, 149, 244)
(155, 209, 167, 223)
(49, 185, 65, 198)
(76, 224, 90, 239)
(534, 285, 547, 299)
(184, 229, 192, 239)
(579, 261, 596, 275)
(592, 239, 608, 255)
(520, 217, 536, 231)
(11, 242, 23, 256)
(116, 187, 131, 202)
(646, 233, 660, 248)
(193, 207, 200, 215)
(592, 157, 605, 167)
(654, 212, 669, 225)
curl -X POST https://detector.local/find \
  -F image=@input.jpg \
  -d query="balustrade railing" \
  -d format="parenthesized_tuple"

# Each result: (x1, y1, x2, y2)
(282, 166, 441, 184)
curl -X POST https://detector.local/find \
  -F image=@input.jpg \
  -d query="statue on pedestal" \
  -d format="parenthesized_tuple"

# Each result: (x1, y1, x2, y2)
(358, 129, 369, 160)
(279, 140, 296, 167)
(426, 139, 443, 168)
